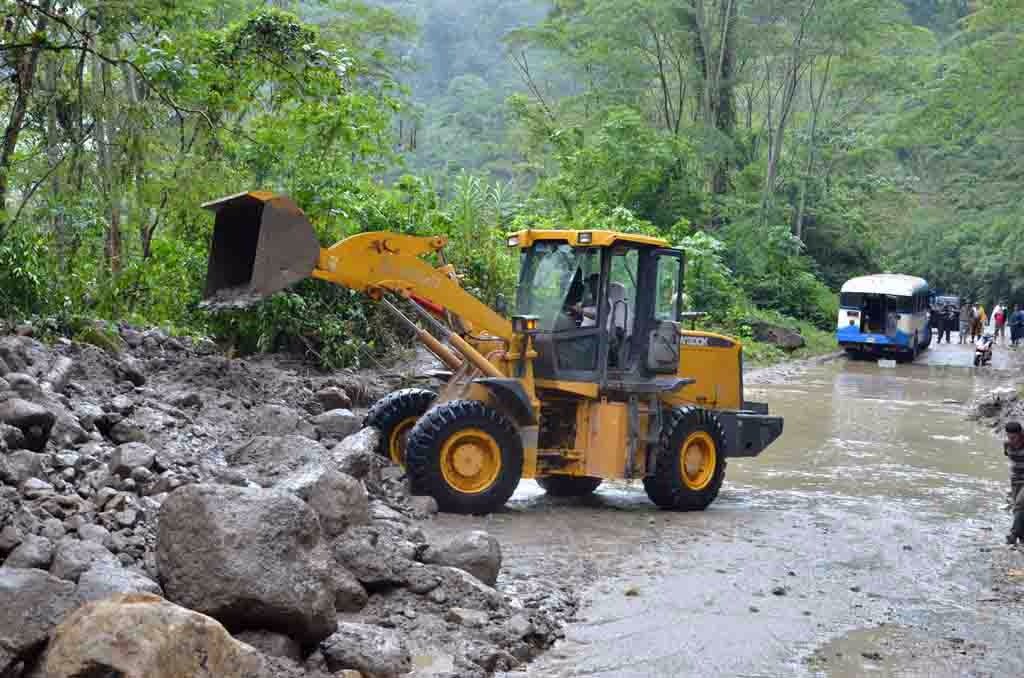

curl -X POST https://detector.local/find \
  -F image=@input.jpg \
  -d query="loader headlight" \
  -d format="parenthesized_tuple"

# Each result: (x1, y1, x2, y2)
(507, 236, 519, 247)
(512, 315, 540, 334)
(578, 231, 593, 244)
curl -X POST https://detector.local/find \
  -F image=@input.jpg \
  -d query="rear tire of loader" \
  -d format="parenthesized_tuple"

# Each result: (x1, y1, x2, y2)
(405, 400, 523, 515)
(363, 388, 436, 466)
(643, 407, 727, 511)
(536, 475, 602, 497)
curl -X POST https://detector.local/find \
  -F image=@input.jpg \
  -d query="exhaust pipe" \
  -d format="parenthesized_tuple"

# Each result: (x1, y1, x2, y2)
(200, 191, 320, 309)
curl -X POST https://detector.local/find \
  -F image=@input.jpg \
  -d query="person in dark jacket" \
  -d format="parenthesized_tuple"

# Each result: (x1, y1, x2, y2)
(938, 304, 955, 344)
(1005, 422, 1024, 544)
(1010, 305, 1024, 348)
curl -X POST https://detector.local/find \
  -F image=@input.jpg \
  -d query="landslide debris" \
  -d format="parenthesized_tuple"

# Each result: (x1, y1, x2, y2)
(0, 324, 577, 677)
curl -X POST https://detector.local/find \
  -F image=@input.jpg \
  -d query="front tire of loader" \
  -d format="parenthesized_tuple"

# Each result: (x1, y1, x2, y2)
(363, 388, 436, 466)
(536, 475, 603, 497)
(405, 400, 523, 515)
(643, 407, 727, 511)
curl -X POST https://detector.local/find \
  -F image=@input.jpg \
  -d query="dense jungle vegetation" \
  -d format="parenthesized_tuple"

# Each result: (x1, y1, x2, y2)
(0, 0, 1021, 366)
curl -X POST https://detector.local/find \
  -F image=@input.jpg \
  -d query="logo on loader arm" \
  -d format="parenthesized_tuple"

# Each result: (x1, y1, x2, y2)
(681, 336, 710, 346)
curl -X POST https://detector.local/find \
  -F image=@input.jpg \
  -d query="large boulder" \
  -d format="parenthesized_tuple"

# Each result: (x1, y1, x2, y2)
(250, 404, 316, 439)
(315, 387, 352, 412)
(321, 622, 411, 678)
(3, 450, 44, 485)
(235, 630, 303, 662)
(331, 526, 419, 588)
(0, 398, 54, 451)
(42, 593, 273, 678)
(421, 531, 502, 586)
(307, 470, 369, 537)
(77, 562, 163, 602)
(110, 442, 157, 476)
(156, 484, 336, 646)
(50, 537, 119, 583)
(313, 409, 361, 440)
(0, 567, 80, 675)
(332, 427, 382, 480)
(4, 534, 54, 569)
(749, 321, 805, 351)
(226, 435, 328, 489)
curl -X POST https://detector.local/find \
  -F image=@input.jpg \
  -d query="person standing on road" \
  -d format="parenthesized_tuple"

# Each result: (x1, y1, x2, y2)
(972, 304, 988, 341)
(1011, 305, 1024, 348)
(936, 304, 953, 344)
(958, 303, 972, 344)
(994, 304, 1007, 344)
(1005, 422, 1024, 545)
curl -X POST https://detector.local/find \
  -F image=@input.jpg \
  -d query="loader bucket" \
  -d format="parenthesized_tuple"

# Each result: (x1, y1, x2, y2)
(200, 191, 320, 308)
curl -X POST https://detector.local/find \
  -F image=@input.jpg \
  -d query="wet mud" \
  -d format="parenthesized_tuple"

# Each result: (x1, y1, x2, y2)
(429, 339, 1024, 677)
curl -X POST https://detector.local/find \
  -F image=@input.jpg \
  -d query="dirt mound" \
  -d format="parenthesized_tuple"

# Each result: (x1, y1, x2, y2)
(0, 325, 575, 677)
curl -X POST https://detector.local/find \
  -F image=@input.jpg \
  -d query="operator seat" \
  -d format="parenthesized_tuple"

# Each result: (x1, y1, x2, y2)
(608, 282, 631, 367)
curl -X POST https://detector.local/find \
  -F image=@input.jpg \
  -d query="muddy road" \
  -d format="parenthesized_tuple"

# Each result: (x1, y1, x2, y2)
(428, 339, 1024, 677)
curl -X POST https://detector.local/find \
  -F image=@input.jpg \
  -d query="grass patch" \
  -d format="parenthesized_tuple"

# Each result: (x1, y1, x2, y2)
(73, 324, 125, 356)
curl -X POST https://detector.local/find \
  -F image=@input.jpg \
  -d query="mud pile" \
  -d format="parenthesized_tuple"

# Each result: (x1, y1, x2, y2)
(970, 383, 1024, 430)
(0, 325, 575, 677)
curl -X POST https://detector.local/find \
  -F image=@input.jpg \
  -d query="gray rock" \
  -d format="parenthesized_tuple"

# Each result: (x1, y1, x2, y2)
(77, 523, 111, 548)
(315, 387, 352, 412)
(108, 395, 135, 415)
(321, 622, 411, 677)
(0, 423, 25, 450)
(750, 320, 805, 351)
(0, 399, 55, 451)
(331, 526, 418, 588)
(156, 484, 336, 646)
(506, 613, 534, 639)
(409, 495, 439, 518)
(21, 476, 54, 499)
(421, 531, 502, 586)
(235, 630, 303, 662)
(76, 562, 163, 602)
(39, 517, 67, 541)
(250, 404, 316, 439)
(5, 373, 43, 400)
(121, 327, 143, 347)
(73, 402, 105, 431)
(446, 607, 489, 628)
(168, 390, 202, 409)
(131, 466, 154, 484)
(4, 535, 54, 569)
(332, 428, 381, 480)
(49, 410, 90, 449)
(0, 567, 80, 675)
(312, 409, 361, 440)
(109, 419, 146, 444)
(226, 435, 328, 489)
(50, 537, 119, 583)
(53, 453, 80, 469)
(331, 565, 369, 613)
(117, 356, 146, 386)
(308, 470, 368, 537)
(109, 442, 156, 476)
(0, 525, 23, 556)
(5, 451, 44, 486)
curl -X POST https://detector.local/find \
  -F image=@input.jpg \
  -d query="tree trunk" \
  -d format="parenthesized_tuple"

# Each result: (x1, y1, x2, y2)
(0, 1, 53, 228)
(794, 55, 832, 240)
(711, 0, 738, 194)
(92, 50, 122, 275)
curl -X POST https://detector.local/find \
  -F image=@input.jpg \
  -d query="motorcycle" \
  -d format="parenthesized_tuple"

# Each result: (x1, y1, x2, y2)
(974, 333, 994, 366)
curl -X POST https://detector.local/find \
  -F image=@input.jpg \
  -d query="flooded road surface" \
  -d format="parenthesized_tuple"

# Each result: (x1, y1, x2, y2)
(428, 340, 1024, 678)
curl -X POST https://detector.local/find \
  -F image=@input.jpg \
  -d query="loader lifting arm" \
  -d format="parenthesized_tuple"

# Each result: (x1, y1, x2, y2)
(201, 191, 513, 345)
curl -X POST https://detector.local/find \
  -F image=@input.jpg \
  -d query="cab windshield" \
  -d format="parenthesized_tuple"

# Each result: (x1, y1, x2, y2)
(516, 242, 600, 332)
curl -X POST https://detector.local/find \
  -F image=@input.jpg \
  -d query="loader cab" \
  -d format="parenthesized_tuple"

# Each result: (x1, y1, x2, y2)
(510, 230, 684, 387)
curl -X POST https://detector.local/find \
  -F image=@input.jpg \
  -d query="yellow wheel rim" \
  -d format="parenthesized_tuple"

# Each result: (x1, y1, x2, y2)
(680, 431, 717, 490)
(388, 416, 418, 466)
(440, 428, 502, 494)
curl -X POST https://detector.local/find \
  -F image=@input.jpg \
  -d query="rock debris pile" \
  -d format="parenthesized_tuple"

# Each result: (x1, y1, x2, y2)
(0, 325, 576, 677)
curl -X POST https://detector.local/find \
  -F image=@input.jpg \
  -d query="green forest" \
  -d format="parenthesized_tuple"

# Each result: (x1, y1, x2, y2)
(1, 0, 1021, 366)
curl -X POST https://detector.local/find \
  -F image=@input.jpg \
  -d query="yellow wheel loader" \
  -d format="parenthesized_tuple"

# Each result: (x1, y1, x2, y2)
(201, 192, 784, 514)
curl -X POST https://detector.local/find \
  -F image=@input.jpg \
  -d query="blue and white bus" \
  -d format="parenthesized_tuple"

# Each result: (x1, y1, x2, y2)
(837, 274, 932, 360)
